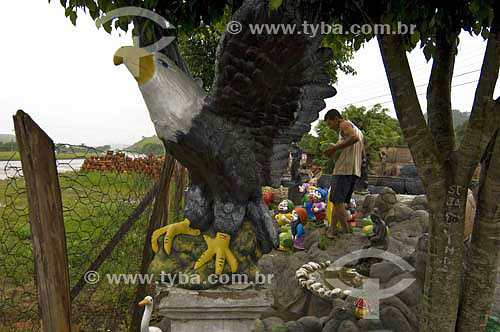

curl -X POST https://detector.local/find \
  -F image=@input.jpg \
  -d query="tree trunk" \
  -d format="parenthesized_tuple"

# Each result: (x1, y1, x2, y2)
(457, 130, 500, 332)
(377, 32, 466, 332)
(456, 14, 500, 331)
(426, 31, 458, 153)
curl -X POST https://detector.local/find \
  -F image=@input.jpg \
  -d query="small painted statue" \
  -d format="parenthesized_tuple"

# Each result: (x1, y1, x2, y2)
(278, 223, 293, 251)
(316, 187, 329, 202)
(346, 198, 357, 227)
(369, 212, 389, 246)
(275, 199, 295, 227)
(361, 209, 390, 250)
(298, 182, 313, 194)
(354, 298, 373, 319)
(311, 190, 327, 224)
(262, 191, 273, 208)
(302, 186, 317, 221)
(291, 207, 308, 250)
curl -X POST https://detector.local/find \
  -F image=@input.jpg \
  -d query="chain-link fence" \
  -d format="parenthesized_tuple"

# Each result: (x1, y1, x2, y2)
(0, 144, 187, 331)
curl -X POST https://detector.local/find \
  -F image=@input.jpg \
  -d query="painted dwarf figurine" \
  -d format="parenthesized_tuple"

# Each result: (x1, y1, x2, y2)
(311, 190, 327, 225)
(275, 199, 295, 227)
(302, 186, 317, 221)
(291, 207, 308, 250)
(346, 198, 358, 227)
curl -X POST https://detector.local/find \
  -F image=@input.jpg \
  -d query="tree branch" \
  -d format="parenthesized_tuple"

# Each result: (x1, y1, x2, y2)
(133, 18, 194, 78)
(427, 32, 458, 154)
(377, 33, 445, 202)
(457, 14, 500, 181)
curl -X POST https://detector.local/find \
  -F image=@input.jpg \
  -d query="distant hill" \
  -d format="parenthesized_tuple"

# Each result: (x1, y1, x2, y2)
(423, 109, 470, 127)
(126, 136, 164, 155)
(0, 134, 15, 143)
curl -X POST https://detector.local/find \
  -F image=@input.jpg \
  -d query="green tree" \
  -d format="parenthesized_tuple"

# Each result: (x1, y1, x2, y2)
(455, 120, 469, 147)
(300, 104, 404, 173)
(315, 2, 499, 332)
(342, 104, 404, 160)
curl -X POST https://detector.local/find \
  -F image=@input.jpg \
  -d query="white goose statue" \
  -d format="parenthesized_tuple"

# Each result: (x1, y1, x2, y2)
(138, 296, 163, 332)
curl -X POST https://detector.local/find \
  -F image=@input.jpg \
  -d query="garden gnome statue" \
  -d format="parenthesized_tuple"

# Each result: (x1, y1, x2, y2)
(311, 190, 327, 225)
(275, 199, 295, 227)
(302, 186, 317, 221)
(291, 208, 308, 250)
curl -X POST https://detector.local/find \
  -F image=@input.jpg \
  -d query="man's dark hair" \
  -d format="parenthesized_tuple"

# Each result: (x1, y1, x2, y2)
(324, 109, 343, 121)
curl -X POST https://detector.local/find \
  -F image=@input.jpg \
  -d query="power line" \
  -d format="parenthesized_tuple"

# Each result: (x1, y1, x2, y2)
(361, 79, 479, 110)
(335, 69, 481, 107)
(334, 49, 486, 101)
(336, 51, 484, 94)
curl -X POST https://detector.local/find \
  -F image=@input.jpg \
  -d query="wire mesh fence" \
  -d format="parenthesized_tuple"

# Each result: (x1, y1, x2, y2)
(0, 144, 186, 331)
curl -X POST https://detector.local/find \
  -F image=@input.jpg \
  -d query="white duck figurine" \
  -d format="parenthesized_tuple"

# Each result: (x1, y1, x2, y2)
(138, 296, 162, 332)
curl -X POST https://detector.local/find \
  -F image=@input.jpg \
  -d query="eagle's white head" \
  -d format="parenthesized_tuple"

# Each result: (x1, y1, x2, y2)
(114, 46, 206, 143)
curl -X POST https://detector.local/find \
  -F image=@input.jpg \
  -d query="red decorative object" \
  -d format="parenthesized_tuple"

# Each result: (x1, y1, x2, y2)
(263, 192, 273, 207)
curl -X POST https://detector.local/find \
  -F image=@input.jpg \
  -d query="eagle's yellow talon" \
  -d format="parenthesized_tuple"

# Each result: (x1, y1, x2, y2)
(151, 219, 200, 254)
(194, 232, 238, 275)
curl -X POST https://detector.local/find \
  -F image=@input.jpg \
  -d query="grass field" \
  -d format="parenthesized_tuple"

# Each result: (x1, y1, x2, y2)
(0, 151, 102, 161)
(0, 170, 185, 331)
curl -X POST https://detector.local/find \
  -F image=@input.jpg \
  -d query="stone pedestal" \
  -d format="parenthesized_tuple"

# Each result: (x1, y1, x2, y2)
(156, 284, 274, 332)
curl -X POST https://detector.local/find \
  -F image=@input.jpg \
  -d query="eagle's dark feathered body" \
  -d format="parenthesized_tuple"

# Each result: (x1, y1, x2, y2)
(116, 0, 336, 264)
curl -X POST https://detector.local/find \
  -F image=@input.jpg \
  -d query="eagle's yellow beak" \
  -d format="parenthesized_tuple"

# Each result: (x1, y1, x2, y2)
(113, 46, 155, 85)
(138, 299, 149, 307)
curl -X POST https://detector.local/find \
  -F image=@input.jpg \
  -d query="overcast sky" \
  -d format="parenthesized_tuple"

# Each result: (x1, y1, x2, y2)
(1, 1, 498, 146)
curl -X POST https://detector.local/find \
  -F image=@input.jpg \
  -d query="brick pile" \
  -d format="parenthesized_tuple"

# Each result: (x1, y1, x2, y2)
(80, 151, 164, 178)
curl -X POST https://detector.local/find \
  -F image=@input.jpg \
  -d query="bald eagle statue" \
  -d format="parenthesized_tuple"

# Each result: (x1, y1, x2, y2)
(114, 0, 336, 275)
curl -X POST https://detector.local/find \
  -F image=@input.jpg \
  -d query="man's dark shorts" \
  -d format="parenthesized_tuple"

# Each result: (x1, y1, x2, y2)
(330, 175, 359, 204)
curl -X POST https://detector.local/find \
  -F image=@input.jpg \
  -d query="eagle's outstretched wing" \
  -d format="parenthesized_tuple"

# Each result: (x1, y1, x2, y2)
(208, 0, 336, 187)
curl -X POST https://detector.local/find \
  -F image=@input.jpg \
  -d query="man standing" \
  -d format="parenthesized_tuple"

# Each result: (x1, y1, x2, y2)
(324, 109, 364, 239)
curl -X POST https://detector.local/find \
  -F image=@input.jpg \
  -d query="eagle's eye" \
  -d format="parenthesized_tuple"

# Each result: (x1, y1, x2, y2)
(159, 59, 169, 68)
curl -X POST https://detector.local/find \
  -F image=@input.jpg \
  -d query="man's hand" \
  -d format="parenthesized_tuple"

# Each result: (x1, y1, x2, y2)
(325, 144, 337, 158)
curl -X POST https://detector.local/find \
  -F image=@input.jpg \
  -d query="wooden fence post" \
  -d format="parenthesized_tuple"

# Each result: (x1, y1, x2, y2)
(13, 110, 72, 332)
(130, 154, 176, 332)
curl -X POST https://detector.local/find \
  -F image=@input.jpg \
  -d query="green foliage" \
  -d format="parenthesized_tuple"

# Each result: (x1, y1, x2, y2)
(0, 171, 155, 329)
(318, 233, 329, 250)
(318, 0, 496, 60)
(488, 316, 500, 332)
(322, 34, 357, 84)
(0, 134, 15, 144)
(298, 134, 319, 154)
(455, 120, 469, 148)
(54, 0, 229, 38)
(342, 104, 405, 160)
(52, 0, 356, 88)
(178, 23, 223, 90)
(300, 104, 404, 173)
(422, 109, 471, 148)
(269, 0, 283, 11)
(314, 120, 339, 173)
(423, 109, 471, 127)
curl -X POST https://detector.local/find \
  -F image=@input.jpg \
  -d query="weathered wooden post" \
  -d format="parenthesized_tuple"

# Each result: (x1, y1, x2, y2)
(130, 154, 176, 332)
(13, 110, 72, 332)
